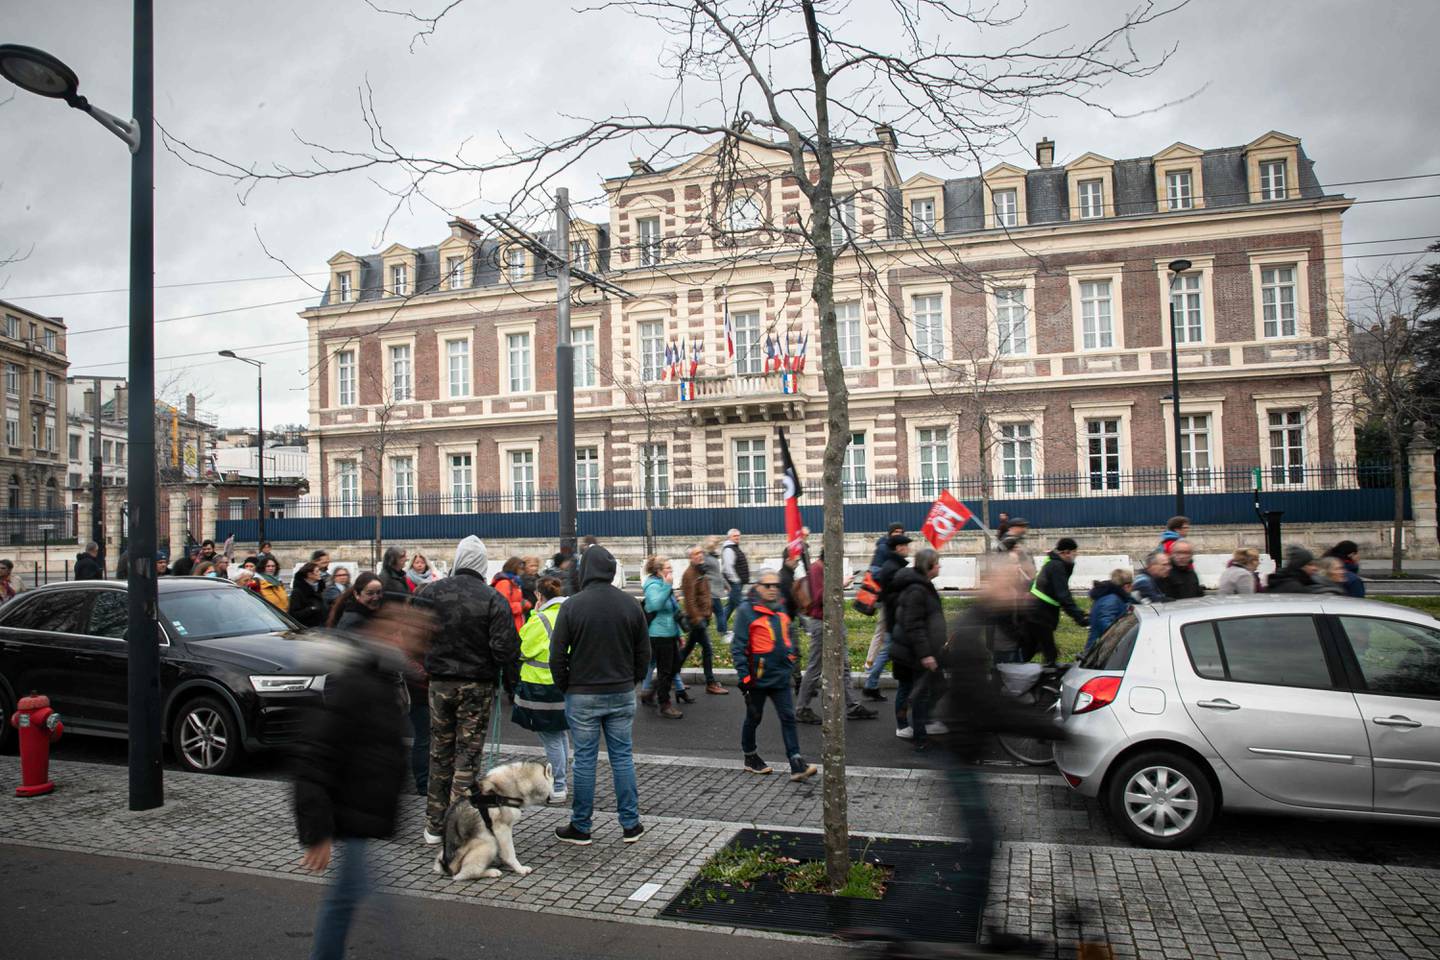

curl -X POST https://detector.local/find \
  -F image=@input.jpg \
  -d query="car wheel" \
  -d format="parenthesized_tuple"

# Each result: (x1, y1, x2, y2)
(171, 695, 243, 774)
(1105, 751, 1214, 849)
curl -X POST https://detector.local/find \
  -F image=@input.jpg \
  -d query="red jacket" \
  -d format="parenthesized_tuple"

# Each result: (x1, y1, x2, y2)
(492, 573, 530, 634)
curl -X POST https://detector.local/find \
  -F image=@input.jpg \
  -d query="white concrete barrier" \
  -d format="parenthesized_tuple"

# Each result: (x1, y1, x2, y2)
(613, 560, 626, 590)
(936, 556, 978, 590)
(1192, 554, 1228, 589)
(1069, 555, 1133, 590)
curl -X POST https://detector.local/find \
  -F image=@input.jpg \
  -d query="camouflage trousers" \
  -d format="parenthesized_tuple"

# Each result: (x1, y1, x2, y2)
(426, 679, 496, 832)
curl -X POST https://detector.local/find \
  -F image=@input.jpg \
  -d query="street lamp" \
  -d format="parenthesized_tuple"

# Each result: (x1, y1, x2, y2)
(218, 351, 266, 548)
(0, 5, 162, 812)
(1166, 257, 1193, 515)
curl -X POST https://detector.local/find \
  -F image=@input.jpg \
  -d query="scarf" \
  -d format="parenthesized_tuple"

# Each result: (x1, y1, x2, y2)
(406, 567, 437, 589)
(256, 572, 283, 589)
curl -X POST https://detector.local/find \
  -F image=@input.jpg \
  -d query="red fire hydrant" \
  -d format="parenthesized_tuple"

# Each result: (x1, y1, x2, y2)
(10, 693, 63, 797)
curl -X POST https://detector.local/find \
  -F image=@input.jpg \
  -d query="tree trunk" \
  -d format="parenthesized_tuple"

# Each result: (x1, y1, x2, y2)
(643, 413, 656, 558)
(1391, 434, 1406, 576)
(978, 414, 992, 551)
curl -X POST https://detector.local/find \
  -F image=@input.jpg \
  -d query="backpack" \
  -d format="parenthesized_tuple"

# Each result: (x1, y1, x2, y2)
(852, 570, 882, 616)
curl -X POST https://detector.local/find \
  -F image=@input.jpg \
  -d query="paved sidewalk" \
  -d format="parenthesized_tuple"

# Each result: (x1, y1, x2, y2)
(3, 756, 1438, 958)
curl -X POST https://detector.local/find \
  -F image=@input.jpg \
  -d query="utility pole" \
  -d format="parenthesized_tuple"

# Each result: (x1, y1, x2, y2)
(555, 189, 576, 561)
(256, 366, 266, 548)
(91, 376, 105, 572)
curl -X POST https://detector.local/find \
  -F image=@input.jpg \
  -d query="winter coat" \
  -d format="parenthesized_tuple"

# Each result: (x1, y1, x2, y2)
(417, 537, 520, 686)
(1159, 563, 1204, 600)
(868, 535, 896, 573)
(288, 575, 329, 628)
(1216, 563, 1258, 597)
(1341, 560, 1366, 598)
(702, 552, 727, 600)
(379, 564, 412, 600)
(1130, 573, 1169, 604)
(336, 605, 376, 631)
(681, 562, 713, 622)
(254, 574, 289, 612)
(512, 598, 568, 734)
(1030, 551, 1087, 626)
(876, 553, 910, 619)
(1086, 581, 1133, 650)
(890, 567, 945, 670)
(322, 582, 346, 608)
(549, 546, 650, 695)
(1313, 579, 1346, 595)
(729, 590, 798, 690)
(1159, 530, 1185, 554)
(74, 552, 104, 581)
(643, 575, 681, 638)
(293, 634, 408, 845)
(492, 573, 530, 634)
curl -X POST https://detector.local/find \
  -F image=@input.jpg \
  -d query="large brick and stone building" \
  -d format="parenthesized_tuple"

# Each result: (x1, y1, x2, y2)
(302, 130, 1353, 516)
(1, 299, 69, 539)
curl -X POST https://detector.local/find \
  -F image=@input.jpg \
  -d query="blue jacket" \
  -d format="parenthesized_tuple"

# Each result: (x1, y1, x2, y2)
(729, 591, 797, 689)
(1158, 531, 1185, 554)
(868, 535, 895, 574)
(1086, 581, 1133, 650)
(1131, 573, 1168, 605)
(643, 575, 681, 638)
(1342, 560, 1366, 598)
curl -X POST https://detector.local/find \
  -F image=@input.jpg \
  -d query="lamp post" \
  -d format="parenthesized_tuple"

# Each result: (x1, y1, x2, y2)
(1166, 257, 1193, 516)
(0, 2, 162, 812)
(218, 351, 265, 548)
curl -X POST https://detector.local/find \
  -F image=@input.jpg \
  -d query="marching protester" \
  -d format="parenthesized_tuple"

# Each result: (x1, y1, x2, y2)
(520, 555, 541, 607)
(492, 556, 532, 634)
(862, 523, 906, 690)
(680, 545, 726, 695)
(1323, 540, 1366, 597)
(288, 561, 329, 628)
(641, 555, 686, 718)
(295, 601, 434, 960)
(1025, 537, 1088, 664)
(1159, 516, 1191, 554)
(702, 535, 728, 639)
(795, 550, 874, 722)
(1085, 569, 1134, 653)
(192, 561, 214, 577)
(719, 528, 750, 641)
(1130, 550, 1171, 604)
(413, 536, 519, 847)
(512, 576, 571, 803)
(379, 546, 410, 598)
(1216, 548, 1261, 596)
(172, 539, 215, 577)
(74, 541, 104, 580)
(889, 546, 947, 750)
(254, 556, 290, 612)
(1000, 518, 1035, 579)
(310, 549, 332, 583)
(1159, 540, 1204, 599)
(550, 545, 649, 845)
(326, 572, 383, 629)
(1265, 544, 1324, 593)
(731, 569, 816, 782)
(210, 555, 231, 580)
(323, 566, 351, 607)
(861, 533, 912, 701)
(406, 553, 440, 592)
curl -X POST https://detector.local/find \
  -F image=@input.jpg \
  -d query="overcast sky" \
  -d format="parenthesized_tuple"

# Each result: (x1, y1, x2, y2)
(2, 0, 1437, 429)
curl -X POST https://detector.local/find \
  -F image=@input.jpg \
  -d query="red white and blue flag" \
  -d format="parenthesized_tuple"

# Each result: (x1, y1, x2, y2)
(796, 331, 809, 374)
(724, 313, 735, 360)
(679, 380, 693, 401)
(690, 340, 701, 379)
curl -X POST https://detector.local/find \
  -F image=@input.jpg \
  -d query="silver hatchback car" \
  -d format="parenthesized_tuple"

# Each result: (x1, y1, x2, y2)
(1054, 594, 1440, 848)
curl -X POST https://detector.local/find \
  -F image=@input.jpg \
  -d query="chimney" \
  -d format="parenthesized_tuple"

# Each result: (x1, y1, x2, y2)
(186, 393, 197, 419)
(84, 388, 95, 417)
(448, 217, 480, 241)
(1036, 137, 1055, 169)
(113, 386, 127, 420)
(628, 158, 656, 175)
(874, 124, 897, 150)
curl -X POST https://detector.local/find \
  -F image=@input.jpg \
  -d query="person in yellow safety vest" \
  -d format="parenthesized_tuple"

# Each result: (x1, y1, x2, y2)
(511, 575, 570, 804)
(1025, 537, 1088, 664)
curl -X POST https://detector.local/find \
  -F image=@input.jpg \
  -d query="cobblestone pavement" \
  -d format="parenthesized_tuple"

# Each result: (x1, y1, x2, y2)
(3, 756, 1438, 958)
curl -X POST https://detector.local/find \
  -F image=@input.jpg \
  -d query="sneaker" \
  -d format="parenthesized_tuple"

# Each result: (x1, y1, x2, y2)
(788, 756, 818, 782)
(795, 706, 822, 725)
(895, 726, 914, 740)
(743, 753, 773, 775)
(423, 828, 443, 846)
(554, 823, 593, 845)
(846, 703, 878, 720)
(622, 823, 646, 843)
(924, 720, 950, 735)
(861, 687, 887, 702)
(723, 631, 734, 645)
(659, 704, 684, 719)
(705, 682, 729, 695)
(548, 790, 568, 804)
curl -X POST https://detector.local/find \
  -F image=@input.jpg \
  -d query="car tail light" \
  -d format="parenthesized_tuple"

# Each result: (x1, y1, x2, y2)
(1062, 772, 1083, 788)
(1072, 676, 1122, 714)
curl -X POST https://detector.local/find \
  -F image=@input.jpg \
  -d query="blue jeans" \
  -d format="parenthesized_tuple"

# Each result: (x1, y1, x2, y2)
(565, 692, 640, 834)
(537, 728, 569, 794)
(408, 687, 430, 795)
(864, 631, 892, 689)
(310, 837, 370, 960)
(895, 668, 937, 743)
(719, 582, 744, 632)
(639, 655, 685, 694)
(741, 685, 801, 761)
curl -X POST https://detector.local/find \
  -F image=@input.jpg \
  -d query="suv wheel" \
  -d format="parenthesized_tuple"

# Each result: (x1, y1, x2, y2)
(1105, 751, 1214, 849)
(171, 695, 243, 774)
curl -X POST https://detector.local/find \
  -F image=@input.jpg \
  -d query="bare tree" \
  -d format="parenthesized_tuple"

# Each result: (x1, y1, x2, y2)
(362, 365, 404, 569)
(165, 0, 1182, 889)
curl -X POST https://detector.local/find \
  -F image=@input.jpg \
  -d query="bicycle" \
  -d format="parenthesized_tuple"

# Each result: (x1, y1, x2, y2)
(993, 662, 1068, 766)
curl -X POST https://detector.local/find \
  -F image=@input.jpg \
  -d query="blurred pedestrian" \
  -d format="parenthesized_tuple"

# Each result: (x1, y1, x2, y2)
(512, 576, 570, 804)
(326, 572, 383, 629)
(1216, 548, 1261, 596)
(1322, 541, 1366, 597)
(1085, 569, 1134, 653)
(890, 547, 947, 750)
(1159, 516, 1191, 554)
(289, 562, 329, 628)
(192, 561, 214, 577)
(379, 546, 410, 598)
(732, 570, 815, 781)
(863, 524, 905, 683)
(414, 536, 518, 846)
(1158, 541, 1204, 600)
(1131, 551, 1171, 604)
(719, 528, 750, 640)
(1266, 545, 1320, 593)
(702, 535, 727, 638)
(74, 541, 104, 580)
(254, 556, 290, 611)
(680, 545, 725, 695)
(210, 555, 231, 580)
(406, 553, 439, 592)
(520, 555, 541, 606)
(295, 601, 433, 960)
(1025, 538, 1087, 664)
(1314, 556, 1348, 595)
(795, 550, 872, 723)
(642, 556, 685, 719)
(861, 534, 911, 701)
(550, 546, 649, 845)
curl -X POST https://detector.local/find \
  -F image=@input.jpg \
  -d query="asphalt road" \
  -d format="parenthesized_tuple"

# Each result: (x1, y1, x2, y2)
(1, 845, 852, 960)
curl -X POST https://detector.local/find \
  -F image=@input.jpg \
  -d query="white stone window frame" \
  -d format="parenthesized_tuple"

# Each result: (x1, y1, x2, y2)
(725, 429, 772, 506)
(389, 262, 410, 298)
(1065, 156, 1116, 221)
(635, 314, 669, 383)
(906, 417, 957, 497)
(437, 441, 480, 514)
(983, 270, 1037, 358)
(982, 166, 1027, 229)
(436, 327, 475, 400)
(572, 323, 599, 389)
(900, 282, 949, 363)
(909, 194, 939, 236)
(330, 344, 359, 408)
(1160, 397, 1227, 490)
(635, 214, 664, 268)
(635, 438, 671, 507)
(989, 409, 1046, 499)
(383, 445, 422, 515)
(380, 334, 417, 403)
(1253, 392, 1321, 485)
(1155, 256, 1217, 348)
(334, 270, 353, 302)
(828, 279, 868, 370)
(327, 451, 364, 517)
(834, 300, 865, 370)
(499, 438, 541, 512)
(1070, 400, 1134, 496)
(840, 428, 870, 501)
(1258, 159, 1288, 201)
(574, 437, 606, 511)
(1076, 179, 1106, 220)
(1066, 264, 1126, 353)
(1248, 249, 1310, 342)
(1165, 169, 1195, 211)
(444, 253, 468, 291)
(1152, 146, 1206, 213)
(496, 319, 536, 396)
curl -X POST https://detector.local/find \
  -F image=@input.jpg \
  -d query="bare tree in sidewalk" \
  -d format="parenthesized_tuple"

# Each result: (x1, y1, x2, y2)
(360, 365, 404, 569)
(598, 356, 692, 558)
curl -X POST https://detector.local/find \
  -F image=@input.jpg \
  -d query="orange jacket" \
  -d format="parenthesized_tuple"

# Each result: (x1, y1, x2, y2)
(492, 574, 530, 634)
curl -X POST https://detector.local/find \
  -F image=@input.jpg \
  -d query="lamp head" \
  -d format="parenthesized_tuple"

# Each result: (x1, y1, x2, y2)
(0, 44, 81, 105)
(1168, 258, 1192, 274)
(218, 350, 237, 359)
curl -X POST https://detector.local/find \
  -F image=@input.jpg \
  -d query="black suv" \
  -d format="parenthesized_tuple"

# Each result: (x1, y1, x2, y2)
(0, 577, 330, 773)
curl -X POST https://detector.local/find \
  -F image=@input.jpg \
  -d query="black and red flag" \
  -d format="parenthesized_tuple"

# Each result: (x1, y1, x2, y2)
(776, 427, 805, 559)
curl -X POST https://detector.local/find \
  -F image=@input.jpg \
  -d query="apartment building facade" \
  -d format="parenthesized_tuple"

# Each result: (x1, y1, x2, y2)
(1, 299, 69, 530)
(303, 130, 1353, 518)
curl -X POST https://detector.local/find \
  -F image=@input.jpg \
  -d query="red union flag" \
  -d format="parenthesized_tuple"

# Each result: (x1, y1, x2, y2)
(921, 491, 974, 549)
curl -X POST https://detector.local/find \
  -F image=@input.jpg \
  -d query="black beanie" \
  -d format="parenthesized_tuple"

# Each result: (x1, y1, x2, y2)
(1056, 537, 1078, 552)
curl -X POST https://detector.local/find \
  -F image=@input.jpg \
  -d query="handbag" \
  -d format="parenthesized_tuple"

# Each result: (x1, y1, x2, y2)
(852, 570, 882, 616)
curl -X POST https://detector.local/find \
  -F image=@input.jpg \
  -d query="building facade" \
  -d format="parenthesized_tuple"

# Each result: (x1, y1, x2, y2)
(303, 130, 1353, 518)
(65, 376, 130, 510)
(1, 299, 69, 539)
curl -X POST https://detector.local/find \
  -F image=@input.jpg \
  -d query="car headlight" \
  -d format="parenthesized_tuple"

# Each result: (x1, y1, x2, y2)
(249, 675, 320, 693)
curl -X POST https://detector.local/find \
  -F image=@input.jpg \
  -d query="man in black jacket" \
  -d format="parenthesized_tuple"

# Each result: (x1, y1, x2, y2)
(1025, 538, 1088, 664)
(413, 535, 519, 845)
(550, 546, 650, 845)
(1158, 540, 1205, 600)
(861, 534, 912, 701)
(889, 546, 947, 750)
(295, 604, 427, 960)
(73, 541, 104, 580)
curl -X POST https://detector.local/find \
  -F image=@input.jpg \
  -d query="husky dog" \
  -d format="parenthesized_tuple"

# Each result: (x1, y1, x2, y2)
(435, 760, 555, 880)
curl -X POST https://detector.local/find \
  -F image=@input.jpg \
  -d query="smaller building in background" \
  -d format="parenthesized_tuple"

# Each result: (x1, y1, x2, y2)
(1, 299, 69, 544)
(65, 376, 129, 512)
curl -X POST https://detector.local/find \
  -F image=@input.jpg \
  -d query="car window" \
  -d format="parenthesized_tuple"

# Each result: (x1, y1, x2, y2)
(1338, 616, 1440, 699)
(1079, 613, 1138, 670)
(157, 584, 293, 641)
(0, 591, 89, 634)
(87, 591, 128, 640)
(1189, 615, 1333, 689)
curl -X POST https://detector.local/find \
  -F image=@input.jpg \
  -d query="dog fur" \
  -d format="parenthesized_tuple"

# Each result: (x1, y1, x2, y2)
(434, 760, 555, 880)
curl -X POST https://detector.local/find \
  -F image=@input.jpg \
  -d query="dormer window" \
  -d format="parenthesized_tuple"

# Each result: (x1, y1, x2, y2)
(1165, 170, 1194, 210)
(727, 195, 762, 232)
(337, 272, 352, 301)
(1077, 180, 1105, 219)
(507, 248, 527, 282)
(910, 197, 936, 236)
(993, 189, 1018, 228)
(446, 256, 466, 289)
(390, 263, 409, 297)
(570, 239, 591, 271)
(1259, 160, 1287, 200)
(637, 217, 661, 266)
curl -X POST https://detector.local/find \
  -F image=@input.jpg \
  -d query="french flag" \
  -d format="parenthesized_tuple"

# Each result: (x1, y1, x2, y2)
(724, 313, 735, 359)
(690, 341, 701, 379)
